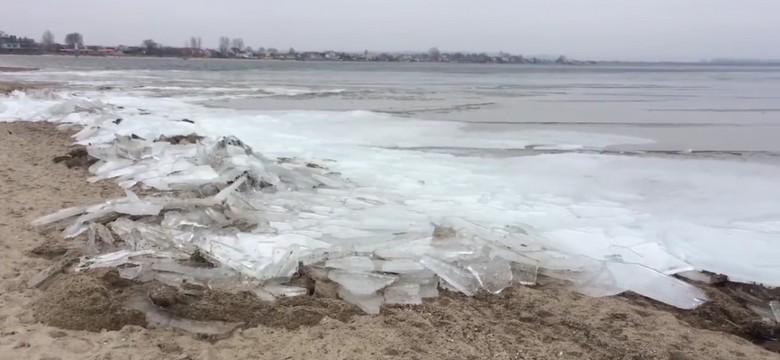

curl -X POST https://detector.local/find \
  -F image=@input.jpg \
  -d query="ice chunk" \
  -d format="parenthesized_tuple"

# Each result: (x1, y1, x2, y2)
(511, 261, 539, 286)
(419, 255, 478, 296)
(151, 262, 233, 281)
(111, 202, 163, 216)
(328, 269, 396, 295)
(93, 222, 116, 245)
(572, 264, 624, 297)
(606, 262, 707, 309)
(264, 284, 309, 297)
(325, 256, 376, 272)
(377, 258, 426, 274)
(85, 224, 99, 255)
(117, 263, 146, 280)
(384, 283, 422, 305)
(466, 259, 513, 294)
(771, 300, 780, 323)
(489, 247, 539, 285)
(338, 286, 383, 314)
(420, 280, 439, 298)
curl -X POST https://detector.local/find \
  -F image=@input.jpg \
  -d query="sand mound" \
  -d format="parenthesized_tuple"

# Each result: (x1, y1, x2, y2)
(34, 275, 147, 331)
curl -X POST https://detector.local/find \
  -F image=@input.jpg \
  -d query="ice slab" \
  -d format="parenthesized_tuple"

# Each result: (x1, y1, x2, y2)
(384, 283, 423, 305)
(466, 259, 513, 294)
(338, 286, 383, 314)
(419, 255, 478, 296)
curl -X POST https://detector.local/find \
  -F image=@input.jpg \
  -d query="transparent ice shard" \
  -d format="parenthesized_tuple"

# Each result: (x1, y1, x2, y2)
(419, 255, 478, 296)
(328, 269, 397, 295)
(338, 286, 383, 314)
(85, 224, 99, 255)
(770, 300, 780, 323)
(488, 247, 539, 285)
(572, 264, 624, 297)
(419, 280, 439, 298)
(511, 261, 539, 286)
(31, 205, 87, 226)
(75, 250, 155, 272)
(264, 284, 309, 298)
(606, 262, 708, 309)
(384, 283, 422, 305)
(92, 222, 116, 245)
(466, 259, 513, 294)
(325, 256, 376, 272)
(117, 263, 146, 280)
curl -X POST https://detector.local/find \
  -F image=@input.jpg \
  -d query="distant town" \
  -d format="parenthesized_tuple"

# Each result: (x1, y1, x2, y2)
(0, 30, 596, 65)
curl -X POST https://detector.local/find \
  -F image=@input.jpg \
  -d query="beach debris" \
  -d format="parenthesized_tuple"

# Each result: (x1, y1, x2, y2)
(31, 130, 711, 315)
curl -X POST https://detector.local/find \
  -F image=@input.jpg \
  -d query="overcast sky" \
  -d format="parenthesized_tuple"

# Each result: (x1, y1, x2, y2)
(2, 0, 778, 61)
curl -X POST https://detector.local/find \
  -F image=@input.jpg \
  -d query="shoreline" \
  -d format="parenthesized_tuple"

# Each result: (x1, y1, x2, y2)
(0, 120, 777, 359)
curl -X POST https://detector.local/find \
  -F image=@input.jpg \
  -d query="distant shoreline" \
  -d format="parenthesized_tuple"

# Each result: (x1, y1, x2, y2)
(3, 54, 780, 67)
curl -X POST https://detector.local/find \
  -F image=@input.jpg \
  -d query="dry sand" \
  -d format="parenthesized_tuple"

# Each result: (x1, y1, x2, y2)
(0, 121, 778, 360)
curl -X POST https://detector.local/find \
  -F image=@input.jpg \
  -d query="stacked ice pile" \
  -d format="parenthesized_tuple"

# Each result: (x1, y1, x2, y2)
(31, 122, 708, 313)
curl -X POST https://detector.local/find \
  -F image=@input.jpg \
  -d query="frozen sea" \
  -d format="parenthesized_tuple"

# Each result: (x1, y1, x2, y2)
(2, 55, 780, 287)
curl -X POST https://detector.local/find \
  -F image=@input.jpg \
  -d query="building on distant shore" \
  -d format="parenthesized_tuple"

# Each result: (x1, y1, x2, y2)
(0, 32, 38, 54)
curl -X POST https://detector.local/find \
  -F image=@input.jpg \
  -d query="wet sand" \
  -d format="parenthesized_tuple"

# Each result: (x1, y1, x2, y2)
(0, 121, 778, 360)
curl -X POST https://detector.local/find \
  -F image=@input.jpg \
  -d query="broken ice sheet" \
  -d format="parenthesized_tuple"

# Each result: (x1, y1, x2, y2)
(338, 286, 383, 314)
(571, 264, 625, 298)
(606, 262, 708, 309)
(489, 246, 539, 285)
(328, 269, 396, 295)
(466, 259, 513, 294)
(419, 255, 478, 296)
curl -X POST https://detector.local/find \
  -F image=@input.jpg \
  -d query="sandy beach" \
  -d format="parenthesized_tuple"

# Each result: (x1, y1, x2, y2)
(0, 120, 777, 360)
